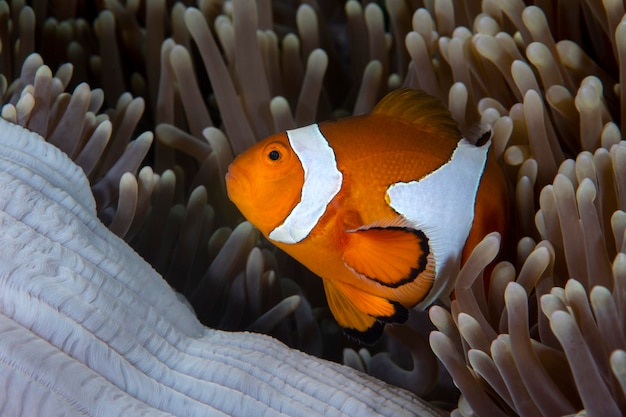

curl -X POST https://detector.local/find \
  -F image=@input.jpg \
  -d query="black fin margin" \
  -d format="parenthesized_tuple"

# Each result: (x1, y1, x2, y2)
(475, 130, 492, 146)
(343, 321, 385, 345)
(342, 303, 408, 345)
(377, 301, 409, 324)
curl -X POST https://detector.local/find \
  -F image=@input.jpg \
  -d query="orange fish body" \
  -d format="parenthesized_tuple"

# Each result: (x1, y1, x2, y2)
(226, 89, 508, 343)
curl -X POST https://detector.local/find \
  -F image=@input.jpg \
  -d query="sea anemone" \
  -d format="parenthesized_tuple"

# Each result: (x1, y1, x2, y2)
(0, 0, 625, 416)
(0, 115, 440, 416)
(0, 0, 326, 356)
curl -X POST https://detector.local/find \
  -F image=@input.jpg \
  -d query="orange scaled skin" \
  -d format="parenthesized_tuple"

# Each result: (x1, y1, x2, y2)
(226, 89, 508, 341)
(463, 155, 509, 263)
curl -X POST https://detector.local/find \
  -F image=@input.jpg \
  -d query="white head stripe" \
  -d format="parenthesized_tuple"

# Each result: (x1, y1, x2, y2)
(269, 124, 343, 244)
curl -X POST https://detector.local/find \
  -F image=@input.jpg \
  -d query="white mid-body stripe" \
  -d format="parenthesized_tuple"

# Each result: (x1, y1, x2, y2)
(386, 138, 490, 308)
(269, 124, 343, 244)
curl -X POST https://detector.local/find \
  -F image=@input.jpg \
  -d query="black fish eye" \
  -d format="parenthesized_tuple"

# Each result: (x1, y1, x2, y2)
(268, 149, 281, 161)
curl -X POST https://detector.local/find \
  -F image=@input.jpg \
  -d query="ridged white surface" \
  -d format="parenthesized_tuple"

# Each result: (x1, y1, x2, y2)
(0, 119, 444, 417)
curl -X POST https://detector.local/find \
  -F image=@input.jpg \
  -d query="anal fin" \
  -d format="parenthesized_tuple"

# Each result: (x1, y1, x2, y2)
(323, 279, 407, 345)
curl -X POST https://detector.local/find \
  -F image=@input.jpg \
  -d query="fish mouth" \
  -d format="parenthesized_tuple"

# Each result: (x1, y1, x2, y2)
(225, 166, 251, 201)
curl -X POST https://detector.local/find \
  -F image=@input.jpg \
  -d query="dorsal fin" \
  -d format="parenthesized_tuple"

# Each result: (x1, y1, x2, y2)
(372, 88, 461, 141)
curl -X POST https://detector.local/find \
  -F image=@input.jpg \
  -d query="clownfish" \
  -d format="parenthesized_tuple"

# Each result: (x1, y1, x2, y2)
(225, 89, 508, 343)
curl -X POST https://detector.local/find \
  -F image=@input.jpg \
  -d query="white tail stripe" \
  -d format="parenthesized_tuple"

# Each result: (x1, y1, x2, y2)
(269, 124, 343, 244)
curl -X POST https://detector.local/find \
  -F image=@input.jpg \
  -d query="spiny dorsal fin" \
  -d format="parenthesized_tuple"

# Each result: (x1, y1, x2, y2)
(372, 88, 461, 141)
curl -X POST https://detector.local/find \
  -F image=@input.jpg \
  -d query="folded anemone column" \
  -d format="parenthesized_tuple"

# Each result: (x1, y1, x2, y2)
(0, 119, 445, 416)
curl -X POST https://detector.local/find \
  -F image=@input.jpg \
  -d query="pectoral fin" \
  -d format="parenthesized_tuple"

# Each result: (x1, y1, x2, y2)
(343, 224, 433, 288)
